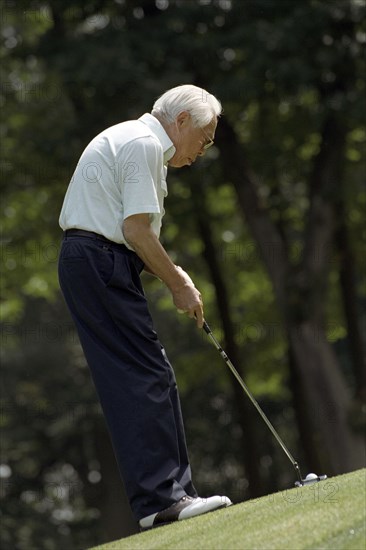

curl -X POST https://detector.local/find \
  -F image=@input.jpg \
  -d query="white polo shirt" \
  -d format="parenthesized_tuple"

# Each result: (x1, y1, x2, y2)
(59, 113, 175, 248)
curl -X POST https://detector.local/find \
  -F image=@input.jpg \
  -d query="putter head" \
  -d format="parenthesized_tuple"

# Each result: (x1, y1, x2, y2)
(294, 473, 327, 487)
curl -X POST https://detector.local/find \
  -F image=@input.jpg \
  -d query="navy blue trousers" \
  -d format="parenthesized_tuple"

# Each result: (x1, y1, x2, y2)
(58, 233, 197, 520)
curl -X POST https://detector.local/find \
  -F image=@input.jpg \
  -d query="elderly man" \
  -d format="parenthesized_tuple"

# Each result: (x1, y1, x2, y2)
(58, 84, 231, 529)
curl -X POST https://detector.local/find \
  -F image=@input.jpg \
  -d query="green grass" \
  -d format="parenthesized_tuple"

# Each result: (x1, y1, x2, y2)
(90, 468, 365, 550)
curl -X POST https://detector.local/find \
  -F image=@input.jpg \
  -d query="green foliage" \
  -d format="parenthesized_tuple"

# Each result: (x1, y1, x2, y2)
(1, 1, 365, 548)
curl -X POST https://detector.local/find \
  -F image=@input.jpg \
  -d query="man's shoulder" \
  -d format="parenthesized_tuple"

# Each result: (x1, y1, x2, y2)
(94, 119, 161, 152)
(104, 119, 156, 140)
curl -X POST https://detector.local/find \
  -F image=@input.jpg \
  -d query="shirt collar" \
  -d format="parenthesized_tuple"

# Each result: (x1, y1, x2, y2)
(139, 113, 175, 165)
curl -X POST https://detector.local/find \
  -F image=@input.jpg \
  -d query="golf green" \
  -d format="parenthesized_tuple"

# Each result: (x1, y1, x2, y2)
(90, 468, 366, 550)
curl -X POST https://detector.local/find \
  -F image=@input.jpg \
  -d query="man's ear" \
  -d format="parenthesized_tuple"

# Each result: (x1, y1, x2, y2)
(176, 111, 190, 127)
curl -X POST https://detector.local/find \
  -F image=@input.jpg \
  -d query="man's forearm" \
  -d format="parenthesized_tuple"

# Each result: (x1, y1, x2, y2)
(123, 221, 186, 292)
(123, 214, 204, 326)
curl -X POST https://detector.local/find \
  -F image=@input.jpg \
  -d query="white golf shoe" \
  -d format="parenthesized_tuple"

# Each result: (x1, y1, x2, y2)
(139, 495, 232, 530)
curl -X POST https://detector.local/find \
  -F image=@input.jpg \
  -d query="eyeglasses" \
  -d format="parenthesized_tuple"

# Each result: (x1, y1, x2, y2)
(200, 126, 215, 150)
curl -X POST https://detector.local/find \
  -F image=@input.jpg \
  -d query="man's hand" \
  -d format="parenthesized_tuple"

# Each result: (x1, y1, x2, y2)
(171, 267, 204, 328)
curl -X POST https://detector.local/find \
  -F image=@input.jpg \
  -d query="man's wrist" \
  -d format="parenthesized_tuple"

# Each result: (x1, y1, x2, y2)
(166, 266, 190, 293)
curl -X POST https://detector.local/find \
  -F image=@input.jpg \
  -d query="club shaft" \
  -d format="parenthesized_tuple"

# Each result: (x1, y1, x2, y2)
(203, 321, 302, 481)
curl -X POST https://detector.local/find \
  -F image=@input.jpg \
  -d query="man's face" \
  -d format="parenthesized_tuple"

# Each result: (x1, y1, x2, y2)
(168, 112, 217, 168)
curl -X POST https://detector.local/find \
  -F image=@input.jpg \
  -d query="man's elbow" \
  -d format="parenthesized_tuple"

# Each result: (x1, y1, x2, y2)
(122, 216, 150, 247)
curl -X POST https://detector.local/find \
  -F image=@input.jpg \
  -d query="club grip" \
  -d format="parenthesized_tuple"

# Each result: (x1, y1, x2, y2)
(202, 320, 211, 334)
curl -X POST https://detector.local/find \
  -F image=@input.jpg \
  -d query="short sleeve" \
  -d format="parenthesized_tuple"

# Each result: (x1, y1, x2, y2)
(119, 136, 162, 221)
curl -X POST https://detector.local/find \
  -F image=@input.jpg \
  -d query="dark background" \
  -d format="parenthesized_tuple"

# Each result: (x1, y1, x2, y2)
(1, 1, 365, 548)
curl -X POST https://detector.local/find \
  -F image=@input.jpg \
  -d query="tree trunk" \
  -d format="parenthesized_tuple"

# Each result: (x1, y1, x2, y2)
(335, 203, 366, 401)
(188, 174, 265, 497)
(288, 322, 365, 474)
(217, 115, 365, 475)
(95, 423, 139, 540)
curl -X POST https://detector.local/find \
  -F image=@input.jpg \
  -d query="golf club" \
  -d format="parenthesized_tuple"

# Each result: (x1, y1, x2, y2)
(202, 320, 327, 487)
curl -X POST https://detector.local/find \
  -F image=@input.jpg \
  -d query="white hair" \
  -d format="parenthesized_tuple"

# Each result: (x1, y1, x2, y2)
(151, 84, 222, 127)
